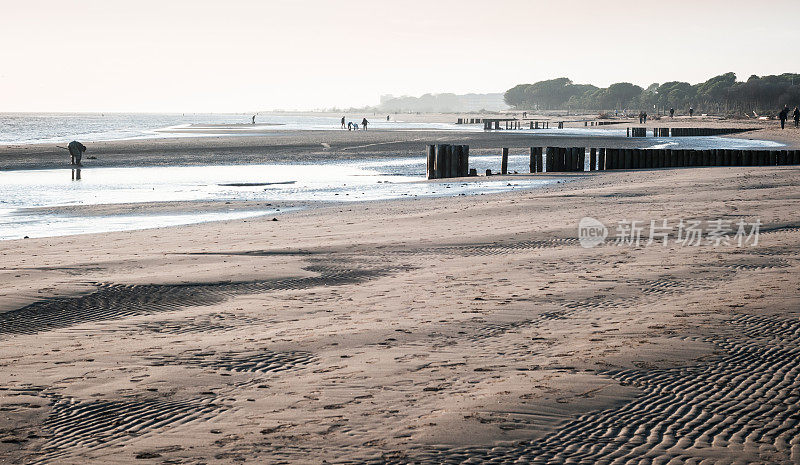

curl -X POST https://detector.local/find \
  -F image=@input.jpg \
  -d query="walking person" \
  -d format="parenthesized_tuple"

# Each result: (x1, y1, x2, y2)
(341, 116, 346, 129)
(669, 108, 674, 118)
(362, 118, 368, 130)
(779, 105, 789, 130)
(689, 107, 694, 117)
(793, 107, 799, 128)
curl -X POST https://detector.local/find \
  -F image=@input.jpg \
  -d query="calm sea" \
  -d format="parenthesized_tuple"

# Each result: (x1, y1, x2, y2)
(0, 113, 464, 145)
(0, 113, 257, 145)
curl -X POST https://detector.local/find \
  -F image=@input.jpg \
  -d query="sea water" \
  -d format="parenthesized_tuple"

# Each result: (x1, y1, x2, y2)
(0, 155, 556, 240)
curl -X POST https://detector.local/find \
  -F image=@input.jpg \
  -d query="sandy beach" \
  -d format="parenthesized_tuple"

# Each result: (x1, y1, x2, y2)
(1, 136, 799, 463)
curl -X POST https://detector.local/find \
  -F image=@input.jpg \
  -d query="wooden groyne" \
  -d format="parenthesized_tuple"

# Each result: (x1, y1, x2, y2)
(425, 145, 799, 178)
(599, 148, 800, 170)
(629, 127, 758, 137)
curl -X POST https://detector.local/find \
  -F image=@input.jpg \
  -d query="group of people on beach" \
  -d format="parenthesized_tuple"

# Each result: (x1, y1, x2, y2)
(341, 116, 369, 131)
(778, 105, 800, 129)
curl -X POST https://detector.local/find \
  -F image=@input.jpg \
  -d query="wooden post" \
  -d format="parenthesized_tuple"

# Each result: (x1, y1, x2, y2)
(770, 150, 778, 165)
(536, 148, 543, 173)
(545, 147, 554, 173)
(449, 145, 458, 178)
(578, 148, 586, 172)
(435, 144, 447, 178)
(501, 147, 509, 175)
(530, 147, 536, 173)
(427, 144, 436, 179)
(463, 145, 470, 177)
(453, 145, 460, 177)
(793, 150, 800, 165)
(598, 148, 605, 170)
(590, 148, 596, 171)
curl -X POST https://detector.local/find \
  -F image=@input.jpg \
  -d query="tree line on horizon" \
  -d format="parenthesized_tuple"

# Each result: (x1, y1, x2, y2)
(504, 73, 800, 115)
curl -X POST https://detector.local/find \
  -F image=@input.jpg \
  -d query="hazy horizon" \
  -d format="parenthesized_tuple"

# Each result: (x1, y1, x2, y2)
(2, 0, 798, 113)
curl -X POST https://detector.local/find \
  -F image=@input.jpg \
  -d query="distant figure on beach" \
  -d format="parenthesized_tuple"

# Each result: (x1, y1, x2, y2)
(252, 115, 256, 124)
(347, 121, 353, 131)
(642, 112, 647, 124)
(778, 105, 789, 129)
(522, 111, 527, 119)
(353, 123, 359, 130)
(689, 107, 694, 117)
(68, 140, 86, 165)
(341, 116, 346, 129)
(794, 107, 799, 128)
(669, 108, 675, 118)
(386, 115, 390, 121)
(362, 118, 368, 130)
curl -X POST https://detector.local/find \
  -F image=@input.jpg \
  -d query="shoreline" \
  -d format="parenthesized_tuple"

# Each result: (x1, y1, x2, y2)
(0, 123, 793, 172)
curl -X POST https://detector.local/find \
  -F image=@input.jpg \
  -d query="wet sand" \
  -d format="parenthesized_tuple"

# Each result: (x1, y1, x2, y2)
(1, 163, 799, 463)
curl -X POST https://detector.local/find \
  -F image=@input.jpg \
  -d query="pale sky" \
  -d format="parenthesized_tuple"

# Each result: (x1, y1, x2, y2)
(1, 0, 798, 112)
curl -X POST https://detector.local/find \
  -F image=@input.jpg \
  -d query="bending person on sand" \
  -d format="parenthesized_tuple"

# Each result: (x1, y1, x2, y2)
(67, 140, 86, 166)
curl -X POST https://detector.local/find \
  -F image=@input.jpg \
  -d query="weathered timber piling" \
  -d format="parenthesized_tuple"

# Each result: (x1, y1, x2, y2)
(529, 147, 544, 173)
(598, 148, 606, 170)
(427, 144, 471, 179)
(426, 145, 436, 179)
(590, 148, 597, 171)
(529, 147, 536, 173)
(501, 148, 509, 175)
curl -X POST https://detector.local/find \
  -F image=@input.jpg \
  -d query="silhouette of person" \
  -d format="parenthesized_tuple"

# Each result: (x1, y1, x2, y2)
(779, 105, 789, 129)
(252, 115, 256, 124)
(689, 107, 694, 117)
(794, 107, 800, 128)
(341, 116, 346, 129)
(362, 118, 368, 130)
(347, 122, 352, 131)
(67, 140, 86, 165)
(386, 115, 390, 121)
(669, 108, 675, 118)
(642, 112, 647, 124)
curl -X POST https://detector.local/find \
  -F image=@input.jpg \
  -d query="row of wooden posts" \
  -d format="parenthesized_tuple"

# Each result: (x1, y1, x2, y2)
(427, 145, 800, 178)
(601, 148, 800, 170)
(628, 127, 757, 137)
(426, 144, 474, 179)
(482, 119, 553, 130)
